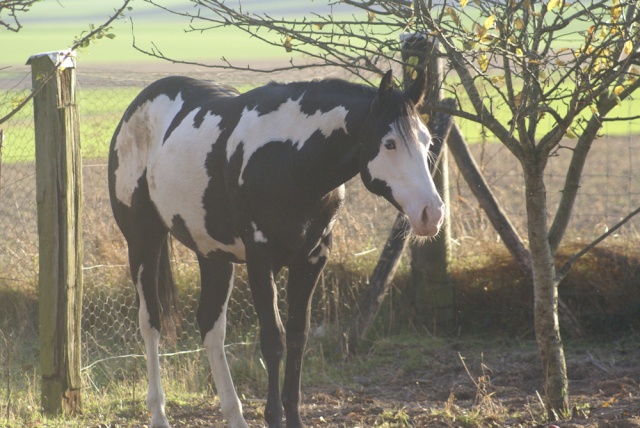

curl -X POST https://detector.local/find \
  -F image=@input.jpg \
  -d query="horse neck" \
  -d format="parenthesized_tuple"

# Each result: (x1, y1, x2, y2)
(300, 89, 373, 198)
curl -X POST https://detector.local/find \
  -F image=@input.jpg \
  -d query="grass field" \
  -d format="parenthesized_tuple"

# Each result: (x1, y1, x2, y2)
(2, 80, 640, 164)
(2, 0, 347, 68)
(4, 0, 640, 159)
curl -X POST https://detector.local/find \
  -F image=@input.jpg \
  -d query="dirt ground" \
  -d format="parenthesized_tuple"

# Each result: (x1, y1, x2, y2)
(95, 338, 640, 428)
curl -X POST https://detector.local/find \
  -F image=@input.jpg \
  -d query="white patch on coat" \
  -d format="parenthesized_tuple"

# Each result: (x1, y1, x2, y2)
(146, 108, 245, 260)
(251, 222, 268, 243)
(367, 118, 444, 236)
(114, 93, 185, 207)
(135, 265, 170, 428)
(323, 185, 344, 236)
(202, 269, 249, 428)
(226, 96, 349, 184)
(309, 242, 330, 264)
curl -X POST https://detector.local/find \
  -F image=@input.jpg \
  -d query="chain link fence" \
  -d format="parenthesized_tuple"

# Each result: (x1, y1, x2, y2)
(1, 67, 639, 397)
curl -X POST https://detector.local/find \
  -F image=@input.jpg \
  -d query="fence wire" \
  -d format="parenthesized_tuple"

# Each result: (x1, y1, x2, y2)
(1, 68, 639, 394)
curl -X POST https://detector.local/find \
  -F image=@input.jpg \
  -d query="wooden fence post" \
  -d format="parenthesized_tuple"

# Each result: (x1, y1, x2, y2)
(28, 50, 83, 415)
(402, 35, 455, 333)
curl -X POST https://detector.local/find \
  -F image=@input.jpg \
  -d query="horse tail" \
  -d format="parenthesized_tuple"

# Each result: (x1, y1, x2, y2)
(158, 237, 178, 330)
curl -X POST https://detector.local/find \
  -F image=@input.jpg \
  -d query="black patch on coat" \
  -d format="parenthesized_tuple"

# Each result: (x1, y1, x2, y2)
(170, 214, 198, 251)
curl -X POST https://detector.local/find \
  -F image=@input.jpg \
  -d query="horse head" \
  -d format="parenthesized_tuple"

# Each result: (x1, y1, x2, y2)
(359, 70, 445, 237)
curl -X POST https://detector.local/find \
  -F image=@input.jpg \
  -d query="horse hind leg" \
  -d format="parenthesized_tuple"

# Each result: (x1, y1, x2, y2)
(134, 266, 168, 427)
(115, 191, 174, 427)
(196, 255, 248, 428)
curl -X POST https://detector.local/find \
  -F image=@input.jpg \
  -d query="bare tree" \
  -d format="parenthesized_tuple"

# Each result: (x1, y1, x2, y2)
(419, 1, 640, 418)
(135, 0, 640, 421)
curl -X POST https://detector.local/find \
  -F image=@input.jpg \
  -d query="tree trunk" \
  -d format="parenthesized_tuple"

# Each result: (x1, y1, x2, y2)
(523, 158, 569, 420)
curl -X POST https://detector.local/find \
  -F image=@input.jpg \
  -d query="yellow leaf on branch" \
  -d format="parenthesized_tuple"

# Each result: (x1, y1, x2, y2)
(479, 53, 489, 71)
(483, 14, 495, 30)
(446, 7, 462, 27)
(367, 11, 376, 23)
(515, 17, 524, 30)
(610, 0, 621, 23)
(283, 36, 293, 52)
(514, 92, 523, 107)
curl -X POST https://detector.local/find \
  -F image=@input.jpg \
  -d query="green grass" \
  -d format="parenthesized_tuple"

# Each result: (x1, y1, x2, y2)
(2, 76, 640, 164)
(1, 0, 333, 68)
(4, 20, 292, 66)
(452, 78, 640, 144)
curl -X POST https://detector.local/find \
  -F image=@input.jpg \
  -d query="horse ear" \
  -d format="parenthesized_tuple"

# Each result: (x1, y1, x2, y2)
(404, 68, 427, 107)
(377, 70, 394, 103)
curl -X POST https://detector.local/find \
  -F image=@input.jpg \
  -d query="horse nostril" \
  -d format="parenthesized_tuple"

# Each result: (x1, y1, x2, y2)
(421, 206, 429, 226)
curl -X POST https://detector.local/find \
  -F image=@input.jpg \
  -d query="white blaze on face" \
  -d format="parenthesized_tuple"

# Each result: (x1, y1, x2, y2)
(225, 95, 349, 185)
(366, 115, 445, 237)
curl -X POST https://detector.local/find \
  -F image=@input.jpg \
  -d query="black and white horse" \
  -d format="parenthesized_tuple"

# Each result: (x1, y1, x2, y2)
(108, 70, 444, 428)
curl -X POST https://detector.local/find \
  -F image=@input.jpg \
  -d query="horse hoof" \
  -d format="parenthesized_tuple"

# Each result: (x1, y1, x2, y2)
(286, 418, 304, 428)
(150, 415, 171, 428)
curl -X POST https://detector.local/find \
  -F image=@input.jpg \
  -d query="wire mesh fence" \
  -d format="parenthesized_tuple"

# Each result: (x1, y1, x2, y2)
(1, 67, 639, 396)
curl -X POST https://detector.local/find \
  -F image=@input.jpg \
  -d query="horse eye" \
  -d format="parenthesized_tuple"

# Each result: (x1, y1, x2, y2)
(384, 139, 396, 150)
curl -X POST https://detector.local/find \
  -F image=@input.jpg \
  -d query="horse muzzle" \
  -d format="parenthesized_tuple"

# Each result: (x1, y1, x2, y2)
(407, 202, 445, 237)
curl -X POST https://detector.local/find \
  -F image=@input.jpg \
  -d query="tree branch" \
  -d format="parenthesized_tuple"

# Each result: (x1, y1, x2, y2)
(0, 0, 38, 32)
(555, 206, 640, 284)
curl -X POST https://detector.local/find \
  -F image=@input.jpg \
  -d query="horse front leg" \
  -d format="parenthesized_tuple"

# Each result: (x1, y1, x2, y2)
(281, 234, 332, 428)
(196, 255, 248, 428)
(245, 239, 285, 428)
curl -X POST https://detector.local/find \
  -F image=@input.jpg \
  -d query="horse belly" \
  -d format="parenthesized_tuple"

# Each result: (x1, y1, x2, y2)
(147, 110, 246, 261)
